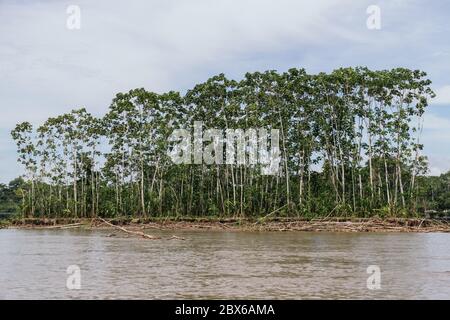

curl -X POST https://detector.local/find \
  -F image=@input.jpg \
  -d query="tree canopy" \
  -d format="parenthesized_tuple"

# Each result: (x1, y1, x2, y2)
(10, 67, 441, 219)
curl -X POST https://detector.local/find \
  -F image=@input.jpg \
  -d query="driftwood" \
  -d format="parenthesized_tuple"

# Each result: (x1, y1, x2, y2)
(7, 217, 450, 233)
(97, 218, 187, 240)
(35, 223, 85, 230)
(99, 218, 161, 240)
(254, 204, 288, 225)
(168, 235, 186, 240)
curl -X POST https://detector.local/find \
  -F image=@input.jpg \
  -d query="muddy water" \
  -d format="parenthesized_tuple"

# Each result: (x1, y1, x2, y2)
(0, 229, 449, 299)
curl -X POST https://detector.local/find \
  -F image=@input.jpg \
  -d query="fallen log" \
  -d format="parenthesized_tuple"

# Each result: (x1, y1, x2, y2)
(99, 218, 161, 240)
(38, 223, 85, 230)
(168, 235, 186, 240)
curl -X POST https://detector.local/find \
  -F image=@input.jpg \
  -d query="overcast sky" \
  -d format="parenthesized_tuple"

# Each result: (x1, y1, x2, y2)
(1, 0, 450, 182)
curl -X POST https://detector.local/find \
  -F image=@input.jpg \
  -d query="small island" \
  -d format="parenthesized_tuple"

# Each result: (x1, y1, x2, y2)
(1, 68, 449, 231)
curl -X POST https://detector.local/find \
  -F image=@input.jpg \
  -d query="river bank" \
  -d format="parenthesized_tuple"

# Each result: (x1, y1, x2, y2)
(3, 217, 450, 233)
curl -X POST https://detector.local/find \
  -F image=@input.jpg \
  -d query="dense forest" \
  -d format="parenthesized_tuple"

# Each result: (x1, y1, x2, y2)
(5, 67, 449, 219)
(0, 178, 24, 213)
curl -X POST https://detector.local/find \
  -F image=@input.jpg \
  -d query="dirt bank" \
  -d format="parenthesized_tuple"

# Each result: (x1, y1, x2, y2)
(4, 217, 450, 233)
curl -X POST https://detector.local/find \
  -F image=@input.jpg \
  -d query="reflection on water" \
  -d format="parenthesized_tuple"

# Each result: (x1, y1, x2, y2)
(0, 229, 449, 299)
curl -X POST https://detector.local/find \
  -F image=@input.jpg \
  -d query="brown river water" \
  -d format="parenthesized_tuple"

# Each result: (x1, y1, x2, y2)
(0, 229, 449, 299)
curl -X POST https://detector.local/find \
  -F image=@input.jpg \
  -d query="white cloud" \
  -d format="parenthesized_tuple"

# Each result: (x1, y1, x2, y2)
(427, 156, 450, 176)
(423, 113, 450, 130)
(432, 85, 450, 104)
(421, 113, 450, 175)
(0, 0, 355, 129)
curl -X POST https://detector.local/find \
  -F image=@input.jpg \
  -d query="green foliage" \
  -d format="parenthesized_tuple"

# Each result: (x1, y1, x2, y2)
(0, 178, 24, 213)
(8, 67, 443, 218)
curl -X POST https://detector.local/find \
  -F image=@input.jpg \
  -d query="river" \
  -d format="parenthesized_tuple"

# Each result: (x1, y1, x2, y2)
(0, 229, 449, 299)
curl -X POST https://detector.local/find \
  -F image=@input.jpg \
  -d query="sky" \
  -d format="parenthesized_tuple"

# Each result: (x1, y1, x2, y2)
(1, 0, 450, 183)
